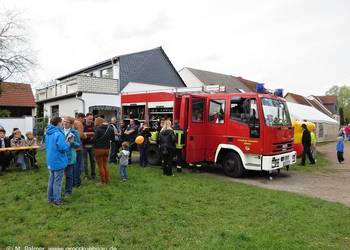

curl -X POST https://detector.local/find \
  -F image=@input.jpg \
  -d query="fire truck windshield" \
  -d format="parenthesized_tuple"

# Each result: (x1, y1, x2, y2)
(261, 98, 291, 126)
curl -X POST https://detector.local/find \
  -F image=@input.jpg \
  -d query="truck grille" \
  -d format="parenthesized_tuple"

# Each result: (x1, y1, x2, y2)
(272, 140, 293, 153)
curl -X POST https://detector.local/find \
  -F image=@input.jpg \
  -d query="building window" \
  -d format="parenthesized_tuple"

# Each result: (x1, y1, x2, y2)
(101, 67, 113, 79)
(209, 99, 225, 124)
(51, 105, 59, 117)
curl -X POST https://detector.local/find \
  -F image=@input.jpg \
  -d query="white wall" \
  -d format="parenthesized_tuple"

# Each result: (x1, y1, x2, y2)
(83, 93, 120, 110)
(0, 116, 34, 136)
(178, 67, 204, 88)
(122, 82, 177, 93)
(42, 93, 120, 119)
(43, 97, 80, 118)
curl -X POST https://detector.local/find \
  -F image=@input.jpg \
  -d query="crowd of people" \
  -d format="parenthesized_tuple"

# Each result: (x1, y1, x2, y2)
(0, 127, 38, 171)
(45, 113, 178, 206)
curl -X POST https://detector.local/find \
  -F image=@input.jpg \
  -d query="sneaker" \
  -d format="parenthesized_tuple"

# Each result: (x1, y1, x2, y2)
(53, 201, 64, 206)
(122, 178, 127, 182)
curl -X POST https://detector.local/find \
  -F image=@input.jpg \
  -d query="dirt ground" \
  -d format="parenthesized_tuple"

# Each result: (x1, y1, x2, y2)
(201, 141, 350, 207)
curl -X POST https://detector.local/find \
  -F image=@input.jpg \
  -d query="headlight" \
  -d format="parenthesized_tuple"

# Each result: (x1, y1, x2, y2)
(272, 158, 280, 168)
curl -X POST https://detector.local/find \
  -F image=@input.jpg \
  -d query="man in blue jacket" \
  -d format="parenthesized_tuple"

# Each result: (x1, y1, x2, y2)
(45, 117, 72, 206)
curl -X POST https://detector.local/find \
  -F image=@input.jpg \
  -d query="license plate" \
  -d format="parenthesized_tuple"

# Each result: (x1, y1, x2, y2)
(283, 160, 290, 166)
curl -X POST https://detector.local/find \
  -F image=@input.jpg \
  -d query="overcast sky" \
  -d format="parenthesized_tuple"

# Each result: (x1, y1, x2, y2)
(2, 0, 350, 95)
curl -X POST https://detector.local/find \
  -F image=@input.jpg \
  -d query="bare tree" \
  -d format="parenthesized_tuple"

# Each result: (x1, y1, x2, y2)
(0, 8, 36, 83)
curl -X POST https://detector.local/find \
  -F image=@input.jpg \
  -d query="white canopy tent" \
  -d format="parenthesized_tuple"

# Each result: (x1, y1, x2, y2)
(287, 102, 339, 142)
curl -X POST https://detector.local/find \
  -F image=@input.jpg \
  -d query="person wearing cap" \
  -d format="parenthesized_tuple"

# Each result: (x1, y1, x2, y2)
(301, 124, 315, 166)
(93, 117, 115, 185)
(0, 128, 12, 171)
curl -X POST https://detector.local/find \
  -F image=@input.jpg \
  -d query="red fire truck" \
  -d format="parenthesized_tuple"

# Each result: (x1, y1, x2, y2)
(121, 89, 297, 177)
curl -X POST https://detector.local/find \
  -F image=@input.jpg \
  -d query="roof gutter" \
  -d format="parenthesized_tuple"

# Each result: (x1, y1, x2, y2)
(75, 91, 85, 114)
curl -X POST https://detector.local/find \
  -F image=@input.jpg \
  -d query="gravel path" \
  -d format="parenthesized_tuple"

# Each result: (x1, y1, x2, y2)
(202, 141, 350, 206)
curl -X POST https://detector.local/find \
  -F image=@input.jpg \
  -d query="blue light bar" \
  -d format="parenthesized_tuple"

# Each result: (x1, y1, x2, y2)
(256, 83, 265, 93)
(274, 88, 283, 97)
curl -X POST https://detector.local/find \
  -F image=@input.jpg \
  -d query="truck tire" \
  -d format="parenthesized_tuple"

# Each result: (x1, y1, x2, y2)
(146, 144, 162, 165)
(222, 152, 244, 178)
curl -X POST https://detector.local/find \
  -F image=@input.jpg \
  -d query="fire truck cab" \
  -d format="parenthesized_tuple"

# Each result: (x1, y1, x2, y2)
(121, 90, 297, 177)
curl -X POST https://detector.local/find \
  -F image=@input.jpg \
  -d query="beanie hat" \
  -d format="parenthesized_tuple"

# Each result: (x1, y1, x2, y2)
(94, 117, 106, 127)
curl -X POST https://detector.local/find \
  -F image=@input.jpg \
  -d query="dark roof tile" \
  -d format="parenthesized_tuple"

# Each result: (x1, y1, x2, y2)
(185, 67, 252, 92)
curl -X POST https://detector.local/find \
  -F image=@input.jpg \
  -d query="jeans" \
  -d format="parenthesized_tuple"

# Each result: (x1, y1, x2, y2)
(64, 164, 74, 195)
(337, 151, 344, 163)
(25, 149, 38, 169)
(162, 148, 174, 176)
(15, 152, 27, 170)
(109, 141, 120, 163)
(95, 148, 110, 184)
(139, 145, 148, 167)
(48, 169, 64, 203)
(73, 151, 83, 187)
(301, 145, 315, 165)
(0, 152, 12, 171)
(119, 164, 128, 179)
(83, 146, 96, 178)
(128, 142, 137, 164)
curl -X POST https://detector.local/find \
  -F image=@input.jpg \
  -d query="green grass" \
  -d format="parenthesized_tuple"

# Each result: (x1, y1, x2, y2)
(1, 150, 350, 249)
(292, 151, 329, 173)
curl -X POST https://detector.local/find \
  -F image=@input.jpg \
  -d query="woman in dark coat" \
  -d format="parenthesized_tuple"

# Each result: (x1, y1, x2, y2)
(93, 117, 115, 185)
(157, 120, 176, 176)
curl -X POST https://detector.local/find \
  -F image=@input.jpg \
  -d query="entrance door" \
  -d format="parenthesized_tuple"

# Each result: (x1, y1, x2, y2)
(185, 96, 207, 163)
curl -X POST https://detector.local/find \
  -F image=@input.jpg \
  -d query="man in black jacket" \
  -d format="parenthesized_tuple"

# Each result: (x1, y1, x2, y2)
(0, 128, 12, 171)
(301, 124, 315, 166)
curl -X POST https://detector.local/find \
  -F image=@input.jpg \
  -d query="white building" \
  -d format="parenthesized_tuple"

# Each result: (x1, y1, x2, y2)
(36, 47, 185, 120)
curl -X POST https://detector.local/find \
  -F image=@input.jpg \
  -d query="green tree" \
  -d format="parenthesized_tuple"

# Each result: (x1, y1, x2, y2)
(326, 85, 350, 124)
(0, 109, 10, 117)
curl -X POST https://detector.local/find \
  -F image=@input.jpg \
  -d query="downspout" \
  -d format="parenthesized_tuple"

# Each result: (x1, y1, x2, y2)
(76, 91, 85, 114)
(111, 57, 121, 119)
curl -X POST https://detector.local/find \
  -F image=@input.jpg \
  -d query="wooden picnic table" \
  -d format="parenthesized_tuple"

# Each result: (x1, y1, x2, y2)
(0, 146, 40, 152)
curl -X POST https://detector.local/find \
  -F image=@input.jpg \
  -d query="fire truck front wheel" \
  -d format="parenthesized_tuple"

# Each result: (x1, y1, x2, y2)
(146, 144, 162, 166)
(222, 152, 244, 178)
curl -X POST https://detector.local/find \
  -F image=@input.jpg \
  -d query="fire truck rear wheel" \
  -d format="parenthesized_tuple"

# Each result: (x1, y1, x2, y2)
(146, 144, 162, 166)
(222, 152, 244, 178)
